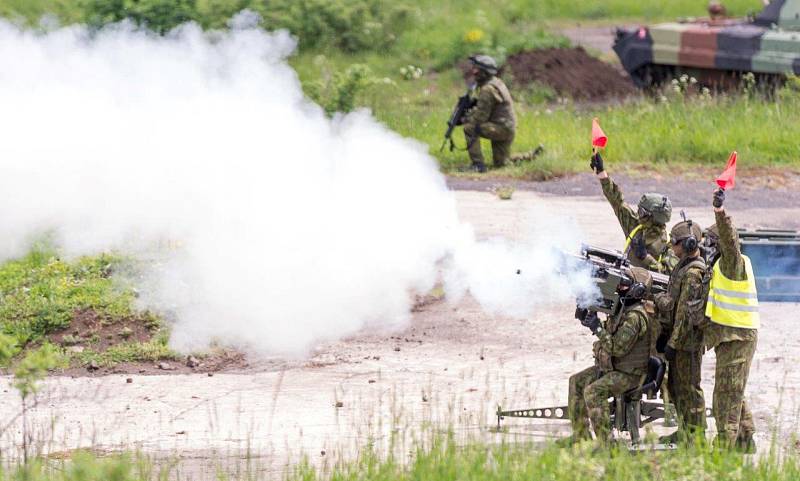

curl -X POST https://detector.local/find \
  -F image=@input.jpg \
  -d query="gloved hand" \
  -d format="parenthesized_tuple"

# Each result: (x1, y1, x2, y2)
(656, 332, 670, 353)
(590, 152, 604, 174)
(664, 345, 677, 363)
(713, 188, 725, 208)
(632, 234, 648, 260)
(581, 311, 601, 334)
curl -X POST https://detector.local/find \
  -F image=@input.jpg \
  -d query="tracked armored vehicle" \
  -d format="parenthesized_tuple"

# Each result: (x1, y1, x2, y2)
(614, 0, 800, 88)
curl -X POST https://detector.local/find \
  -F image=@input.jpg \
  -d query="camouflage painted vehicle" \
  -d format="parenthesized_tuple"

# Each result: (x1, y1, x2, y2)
(614, 0, 800, 88)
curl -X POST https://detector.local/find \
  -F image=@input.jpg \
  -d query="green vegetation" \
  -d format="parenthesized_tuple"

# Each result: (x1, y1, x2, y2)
(2, 0, 791, 179)
(0, 0, 794, 366)
(0, 246, 173, 368)
(297, 437, 798, 481)
(1, 436, 799, 480)
(72, 334, 175, 367)
(323, 59, 800, 178)
(306, 62, 394, 116)
(0, 0, 765, 31)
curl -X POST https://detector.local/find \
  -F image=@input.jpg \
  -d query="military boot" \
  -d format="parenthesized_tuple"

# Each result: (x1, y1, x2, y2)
(471, 161, 487, 173)
(736, 433, 756, 454)
(510, 144, 544, 164)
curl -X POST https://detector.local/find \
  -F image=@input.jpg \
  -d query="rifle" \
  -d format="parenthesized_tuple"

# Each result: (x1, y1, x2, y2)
(440, 85, 476, 152)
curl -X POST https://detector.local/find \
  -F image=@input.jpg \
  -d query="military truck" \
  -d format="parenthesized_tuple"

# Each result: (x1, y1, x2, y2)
(614, 0, 800, 88)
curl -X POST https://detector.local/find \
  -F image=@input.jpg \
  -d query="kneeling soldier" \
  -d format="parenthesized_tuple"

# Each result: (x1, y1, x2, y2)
(462, 55, 516, 172)
(568, 267, 653, 443)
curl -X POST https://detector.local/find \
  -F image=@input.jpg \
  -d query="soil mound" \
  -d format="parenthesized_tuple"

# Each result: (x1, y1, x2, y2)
(506, 47, 636, 101)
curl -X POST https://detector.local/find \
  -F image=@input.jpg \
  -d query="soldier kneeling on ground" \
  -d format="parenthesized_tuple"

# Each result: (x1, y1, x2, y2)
(463, 55, 543, 172)
(566, 267, 654, 444)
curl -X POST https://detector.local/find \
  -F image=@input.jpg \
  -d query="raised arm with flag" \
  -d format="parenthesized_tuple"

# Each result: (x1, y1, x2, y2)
(703, 150, 759, 452)
(589, 118, 677, 274)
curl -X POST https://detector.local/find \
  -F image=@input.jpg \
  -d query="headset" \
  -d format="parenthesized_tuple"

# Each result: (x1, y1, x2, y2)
(682, 219, 698, 251)
(618, 276, 647, 301)
(626, 281, 647, 300)
(674, 212, 699, 252)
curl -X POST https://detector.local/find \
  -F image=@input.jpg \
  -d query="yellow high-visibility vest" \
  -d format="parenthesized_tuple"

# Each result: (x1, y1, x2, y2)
(705, 255, 759, 329)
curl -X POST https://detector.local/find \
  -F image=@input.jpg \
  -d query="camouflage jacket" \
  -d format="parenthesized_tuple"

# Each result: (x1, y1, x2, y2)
(704, 210, 759, 349)
(655, 254, 707, 352)
(600, 177, 678, 273)
(594, 303, 650, 376)
(465, 76, 516, 131)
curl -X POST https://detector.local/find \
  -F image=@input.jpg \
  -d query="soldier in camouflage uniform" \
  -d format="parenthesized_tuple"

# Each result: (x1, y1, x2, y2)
(704, 189, 759, 451)
(654, 219, 708, 442)
(463, 55, 543, 173)
(567, 267, 653, 443)
(590, 152, 678, 274)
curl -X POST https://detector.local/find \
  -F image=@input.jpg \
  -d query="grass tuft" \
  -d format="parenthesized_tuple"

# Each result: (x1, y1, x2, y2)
(0, 245, 173, 368)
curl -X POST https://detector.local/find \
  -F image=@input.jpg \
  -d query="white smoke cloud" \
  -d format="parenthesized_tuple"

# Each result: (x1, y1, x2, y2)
(0, 15, 596, 356)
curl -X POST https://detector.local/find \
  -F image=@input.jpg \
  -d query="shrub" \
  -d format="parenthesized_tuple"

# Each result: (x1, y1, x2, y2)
(251, 0, 415, 53)
(81, 0, 415, 53)
(306, 60, 392, 115)
(83, 0, 198, 34)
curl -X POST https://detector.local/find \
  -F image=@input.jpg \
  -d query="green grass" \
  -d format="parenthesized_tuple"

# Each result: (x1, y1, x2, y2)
(326, 61, 800, 178)
(0, 0, 795, 364)
(0, 246, 173, 367)
(295, 437, 799, 481)
(3, 436, 799, 480)
(0, 247, 135, 345)
(0, 0, 81, 24)
(72, 334, 177, 368)
(0, 0, 765, 26)
(1, 0, 791, 181)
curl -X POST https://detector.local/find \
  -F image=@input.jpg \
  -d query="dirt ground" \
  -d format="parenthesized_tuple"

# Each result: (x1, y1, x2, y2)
(1, 185, 799, 478)
(448, 169, 800, 216)
(506, 47, 637, 101)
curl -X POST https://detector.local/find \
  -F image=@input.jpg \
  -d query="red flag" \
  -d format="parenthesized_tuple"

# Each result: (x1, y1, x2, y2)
(716, 151, 737, 190)
(591, 118, 607, 148)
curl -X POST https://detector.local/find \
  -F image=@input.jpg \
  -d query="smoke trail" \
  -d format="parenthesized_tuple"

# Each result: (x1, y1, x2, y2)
(0, 14, 595, 356)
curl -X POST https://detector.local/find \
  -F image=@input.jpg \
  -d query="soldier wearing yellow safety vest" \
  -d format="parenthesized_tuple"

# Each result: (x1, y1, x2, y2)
(702, 188, 759, 452)
(590, 152, 678, 274)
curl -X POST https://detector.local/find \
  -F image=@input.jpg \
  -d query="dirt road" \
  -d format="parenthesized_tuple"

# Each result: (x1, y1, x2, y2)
(1, 188, 798, 478)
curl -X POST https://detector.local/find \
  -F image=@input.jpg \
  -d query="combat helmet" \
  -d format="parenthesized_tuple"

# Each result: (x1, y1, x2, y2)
(637, 193, 672, 225)
(469, 54, 498, 75)
(703, 224, 720, 245)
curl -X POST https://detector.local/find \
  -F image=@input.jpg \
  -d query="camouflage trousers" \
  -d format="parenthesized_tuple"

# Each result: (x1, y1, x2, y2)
(568, 366, 641, 442)
(463, 122, 514, 168)
(668, 349, 707, 437)
(713, 336, 757, 447)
